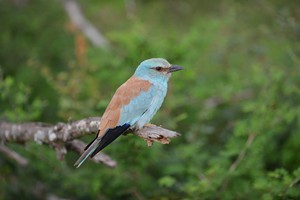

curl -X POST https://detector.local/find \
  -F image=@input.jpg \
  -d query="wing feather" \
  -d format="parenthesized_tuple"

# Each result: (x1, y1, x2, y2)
(97, 76, 152, 137)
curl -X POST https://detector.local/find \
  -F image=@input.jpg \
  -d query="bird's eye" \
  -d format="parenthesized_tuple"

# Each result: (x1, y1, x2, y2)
(155, 67, 163, 71)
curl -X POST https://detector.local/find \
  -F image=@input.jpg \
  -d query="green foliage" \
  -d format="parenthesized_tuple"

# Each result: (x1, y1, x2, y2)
(0, 75, 43, 121)
(0, 0, 300, 199)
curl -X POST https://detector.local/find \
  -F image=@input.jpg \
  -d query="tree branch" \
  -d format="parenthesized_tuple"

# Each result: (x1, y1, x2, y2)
(0, 117, 180, 167)
(66, 139, 117, 168)
(0, 144, 28, 166)
(61, 0, 110, 48)
(228, 133, 256, 173)
(218, 133, 257, 196)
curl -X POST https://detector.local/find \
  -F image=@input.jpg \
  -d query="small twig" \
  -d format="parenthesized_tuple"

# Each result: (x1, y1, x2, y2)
(283, 176, 300, 198)
(133, 124, 180, 147)
(0, 145, 28, 166)
(218, 133, 256, 198)
(289, 176, 300, 188)
(228, 133, 256, 173)
(67, 139, 117, 167)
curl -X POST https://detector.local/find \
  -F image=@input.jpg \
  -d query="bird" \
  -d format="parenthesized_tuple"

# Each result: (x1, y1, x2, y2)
(74, 58, 183, 168)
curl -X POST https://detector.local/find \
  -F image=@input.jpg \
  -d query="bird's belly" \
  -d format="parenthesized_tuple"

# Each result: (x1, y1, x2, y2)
(134, 84, 167, 129)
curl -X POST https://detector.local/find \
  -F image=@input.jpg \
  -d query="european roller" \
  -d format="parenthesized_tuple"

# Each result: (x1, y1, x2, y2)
(74, 58, 183, 167)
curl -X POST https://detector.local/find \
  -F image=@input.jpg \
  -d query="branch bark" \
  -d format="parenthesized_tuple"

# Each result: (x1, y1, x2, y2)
(0, 117, 180, 167)
(0, 145, 28, 166)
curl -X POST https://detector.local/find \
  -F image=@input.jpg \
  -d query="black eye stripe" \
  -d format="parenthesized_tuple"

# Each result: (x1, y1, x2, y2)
(155, 67, 162, 71)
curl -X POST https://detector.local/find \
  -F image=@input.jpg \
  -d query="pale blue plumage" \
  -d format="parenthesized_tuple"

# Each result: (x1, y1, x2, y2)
(74, 58, 183, 167)
(119, 81, 167, 129)
(119, 58, 171, 129)
(134, 58, 172, 83)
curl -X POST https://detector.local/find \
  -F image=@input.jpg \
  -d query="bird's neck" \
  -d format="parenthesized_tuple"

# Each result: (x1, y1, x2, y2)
(134, 74, 170, 85)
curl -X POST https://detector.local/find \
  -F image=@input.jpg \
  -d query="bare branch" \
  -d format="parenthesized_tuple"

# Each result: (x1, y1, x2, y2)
(61, 0, 110, 48)
(0, 145, 28, 166)
(133, 124, 180, 146)
(228, 133, 256, 173)
(0, 117, 180, 167)
(0, 117, 101, 144)
(67, 139, 117, 168)
(219, 133, 257, 195)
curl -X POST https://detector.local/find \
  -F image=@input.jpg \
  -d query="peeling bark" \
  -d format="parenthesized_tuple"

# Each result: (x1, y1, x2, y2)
(0, 117, 180, 167)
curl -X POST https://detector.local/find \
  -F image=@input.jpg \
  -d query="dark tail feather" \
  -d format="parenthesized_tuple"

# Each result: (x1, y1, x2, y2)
(90, 123, 130, 157)
(74, 123, 130, 168)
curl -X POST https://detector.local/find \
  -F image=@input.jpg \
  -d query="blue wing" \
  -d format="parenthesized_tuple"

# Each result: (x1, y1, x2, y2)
(118, 88, 154, 126)
(118, 85, 167, 129)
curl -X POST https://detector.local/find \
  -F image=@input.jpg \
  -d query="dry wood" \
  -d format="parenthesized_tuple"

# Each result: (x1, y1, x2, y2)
(0, 117, 180, 167)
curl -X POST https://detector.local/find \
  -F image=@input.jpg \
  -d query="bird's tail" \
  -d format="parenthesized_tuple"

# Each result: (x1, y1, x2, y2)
(74, 137, 101, 168)
(74, 123, 130, 168)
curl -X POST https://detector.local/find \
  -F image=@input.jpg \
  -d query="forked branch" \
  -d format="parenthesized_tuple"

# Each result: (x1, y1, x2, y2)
(0, 117, 180, 167)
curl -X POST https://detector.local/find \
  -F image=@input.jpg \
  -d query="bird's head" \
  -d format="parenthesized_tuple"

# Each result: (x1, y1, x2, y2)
(134, 58, 183, 82)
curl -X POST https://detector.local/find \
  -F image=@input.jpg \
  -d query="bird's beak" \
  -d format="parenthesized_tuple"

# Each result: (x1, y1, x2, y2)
(169, 65, 184, 73)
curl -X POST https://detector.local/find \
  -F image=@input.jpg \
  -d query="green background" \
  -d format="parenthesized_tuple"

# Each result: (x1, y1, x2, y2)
(1, 0, 300, 199)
